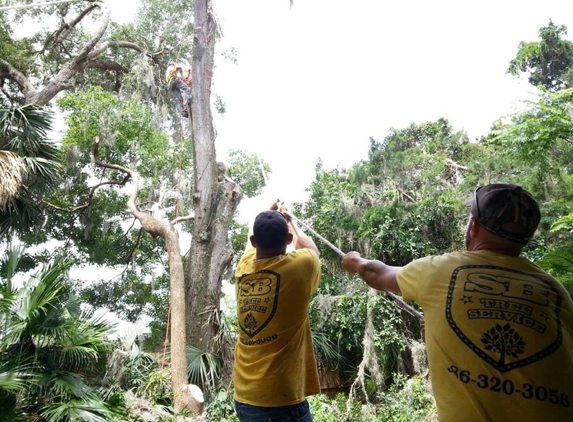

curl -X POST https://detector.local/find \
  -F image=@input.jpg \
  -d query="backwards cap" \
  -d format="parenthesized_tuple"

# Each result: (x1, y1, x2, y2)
(465, 183, 541, 244)
(253, 210, 289, 249)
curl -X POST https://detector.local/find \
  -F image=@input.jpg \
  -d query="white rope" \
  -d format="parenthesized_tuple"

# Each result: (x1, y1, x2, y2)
(287, 212, 424, 322)
(257, 154, 268, 185)
(0, 0, 85, 12)
(258, 155, 423, 321)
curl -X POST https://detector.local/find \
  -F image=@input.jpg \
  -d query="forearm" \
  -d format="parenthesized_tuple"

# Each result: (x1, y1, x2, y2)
(358, 259, 402, 294)
(342, 252, 402, 294)
(289, 220, 319, 255)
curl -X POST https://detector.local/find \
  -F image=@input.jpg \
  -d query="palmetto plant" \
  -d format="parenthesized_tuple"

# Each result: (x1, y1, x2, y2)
(0, 105, 60, 238)
(0, 245, 121, 421)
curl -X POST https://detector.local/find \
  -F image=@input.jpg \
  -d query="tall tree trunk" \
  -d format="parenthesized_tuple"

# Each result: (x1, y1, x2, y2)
(187, 0, 241, 362)
(91, 143, 191, 413)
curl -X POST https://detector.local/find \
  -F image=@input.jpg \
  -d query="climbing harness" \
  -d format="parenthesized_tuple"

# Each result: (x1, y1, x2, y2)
(286, 211, 425, 322)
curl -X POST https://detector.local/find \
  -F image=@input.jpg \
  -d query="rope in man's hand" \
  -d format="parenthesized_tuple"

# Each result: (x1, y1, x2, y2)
(285, 210, 424, 322)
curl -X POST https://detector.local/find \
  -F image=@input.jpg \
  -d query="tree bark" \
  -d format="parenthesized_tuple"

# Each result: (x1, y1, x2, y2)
(186, 0, 241, 364)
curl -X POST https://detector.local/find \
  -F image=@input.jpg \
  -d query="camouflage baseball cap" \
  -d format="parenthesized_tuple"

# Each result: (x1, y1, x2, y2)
(465, 183, 541, 244)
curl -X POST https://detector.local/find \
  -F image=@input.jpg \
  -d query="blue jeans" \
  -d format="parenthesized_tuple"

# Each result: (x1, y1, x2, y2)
(169, 79, 191, 113)
(234, 399, 313, 422)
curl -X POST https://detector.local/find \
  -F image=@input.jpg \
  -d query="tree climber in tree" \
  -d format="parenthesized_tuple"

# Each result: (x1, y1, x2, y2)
(233, 199, 321, 422)
(165, 62, 191, 118)
(342, 183, 573, 422)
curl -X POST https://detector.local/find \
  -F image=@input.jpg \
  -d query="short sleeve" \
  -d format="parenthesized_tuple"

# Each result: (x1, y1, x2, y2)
(396, 256, 434, 304)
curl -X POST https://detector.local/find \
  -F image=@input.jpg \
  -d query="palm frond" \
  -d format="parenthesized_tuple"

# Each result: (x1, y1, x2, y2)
(0, 359, 38, 392)
(0, 105, 54, 151)
(8, 256, 74, 342)
(0, 105, 60, 238)
(60, 313, 116, 369)
(42, 370, 91, 399)
(312, 329, 345, 371)
(0, 192, 44, 239)
(0, 150, 26, 211)
(41, 396, 114, 422)
(186, 345, 222, 391)
(0, 243, 25, 301)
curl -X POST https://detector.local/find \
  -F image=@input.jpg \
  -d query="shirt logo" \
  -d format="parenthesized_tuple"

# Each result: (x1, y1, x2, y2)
(446, 265, 564, 372)
(237, 270, 280, 338)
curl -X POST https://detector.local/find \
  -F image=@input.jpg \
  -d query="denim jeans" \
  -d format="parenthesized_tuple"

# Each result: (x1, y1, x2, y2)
(234, 399, 313, 422)
(169, 79, 191, 113)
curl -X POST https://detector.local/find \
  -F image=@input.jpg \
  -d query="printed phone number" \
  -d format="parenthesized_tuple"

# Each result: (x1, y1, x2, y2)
(448, 365, 570, 408)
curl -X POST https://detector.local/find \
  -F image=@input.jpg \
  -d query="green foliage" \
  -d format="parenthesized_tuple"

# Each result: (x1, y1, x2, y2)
(366, 118, 469, 195)
(358, 198, 462, 266)
(537, 212, 573, 295)
(311, 292, 367, 357)
(58, 87, 172, 178)
(308, 393, 365, 422)
(0, 16, 35, 106)
(508, 20, 573, 91)
(53, 87, 184, 253)
(308, 377, 436, 422)
(374, 374, 436, 422)
(0, 245, 125, 420)
(204, 389, 239, 422)
(186, 345, 223, 392)
(79, 270, 169, 324)
(226, 149, 270, 198)
(490, 88, 573, 174)
(0, 105, 61, 239)
(229, 220, 249, 270)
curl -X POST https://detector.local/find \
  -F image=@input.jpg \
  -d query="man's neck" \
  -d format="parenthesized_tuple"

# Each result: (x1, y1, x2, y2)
(255, 247, 286, 260)
(470, 243, 522, 257)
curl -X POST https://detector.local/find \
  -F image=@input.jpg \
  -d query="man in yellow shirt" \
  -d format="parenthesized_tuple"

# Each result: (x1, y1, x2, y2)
(341, 183, 573, 421)
(234, 200, 322, 421)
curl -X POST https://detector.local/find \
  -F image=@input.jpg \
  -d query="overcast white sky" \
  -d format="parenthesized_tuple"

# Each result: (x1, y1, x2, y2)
(109, 0, 573, 212)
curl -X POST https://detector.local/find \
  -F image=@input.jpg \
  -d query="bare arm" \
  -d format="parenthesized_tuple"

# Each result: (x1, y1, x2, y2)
(289, 218, 319, 255)
(341, 251, 402, 294)
(280, 205, 319, 256)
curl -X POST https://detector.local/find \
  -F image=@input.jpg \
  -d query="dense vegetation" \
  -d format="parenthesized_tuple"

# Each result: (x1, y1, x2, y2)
(1, 2, 572, 421)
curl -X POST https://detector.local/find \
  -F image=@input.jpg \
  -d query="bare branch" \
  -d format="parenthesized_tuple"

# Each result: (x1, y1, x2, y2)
(27, 8, 111, 104)
(85, 59, 129, 73)
(0, 58, 38, 101)
(88, 41, 163, 64)
(3, 6, 162, 104)
(171, 215, 194, 225)
(93, 137, 171, 239)
(43, 4, 100, 54)
(445, 158, 471, 172)
(42, 176, 130, 213)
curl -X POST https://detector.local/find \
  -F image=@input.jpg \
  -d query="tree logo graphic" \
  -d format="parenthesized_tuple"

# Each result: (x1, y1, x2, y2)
(481, 323, 526, 365)
(244, 313, 258, 334)
(238, 269, 281, 338)
(446, 265, 563, 372)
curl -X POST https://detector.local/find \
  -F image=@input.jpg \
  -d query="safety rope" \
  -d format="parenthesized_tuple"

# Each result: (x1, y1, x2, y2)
(175, 126, 185, 218)
(257, 154, 268, 185)
(0, 0, 83, 12)
(286, 212, 425, 322)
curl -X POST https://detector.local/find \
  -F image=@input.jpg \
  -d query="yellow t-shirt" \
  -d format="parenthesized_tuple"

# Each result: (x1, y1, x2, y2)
(397, 250, 573, 422)
(233, 247, 321, 407)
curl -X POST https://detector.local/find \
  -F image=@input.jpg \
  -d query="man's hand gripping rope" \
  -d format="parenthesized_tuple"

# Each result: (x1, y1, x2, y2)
(281, 206, 424, 322)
